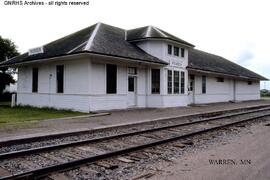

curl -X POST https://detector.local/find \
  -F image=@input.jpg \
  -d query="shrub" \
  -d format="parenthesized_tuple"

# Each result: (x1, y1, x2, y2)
(0, 92, 15, 102)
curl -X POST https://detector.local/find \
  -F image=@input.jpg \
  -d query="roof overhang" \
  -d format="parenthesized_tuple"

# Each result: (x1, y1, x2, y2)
(0, 51, 168, 68)
(128, 37, 195, 48)
(187, 67, 268, 81)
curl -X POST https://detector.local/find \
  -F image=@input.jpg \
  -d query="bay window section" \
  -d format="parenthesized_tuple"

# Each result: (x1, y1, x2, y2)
(167, 70, 172, 94)
(151, 69, 160, 94)
(181, 71, 185, 94)
(173, 71, 180, 94)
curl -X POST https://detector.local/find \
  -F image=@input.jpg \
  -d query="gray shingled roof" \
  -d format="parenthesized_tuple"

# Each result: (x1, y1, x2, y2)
(0, 23, 167, 66)
(0, 22, 266, 80)
(188, 49, 267, 80)
(127, 26, 194, 47)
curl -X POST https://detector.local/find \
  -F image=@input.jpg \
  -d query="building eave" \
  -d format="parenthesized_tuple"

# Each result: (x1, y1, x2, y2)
(0, 51, 168, 68)
(187, 67, 268, 81)
(127, 37, 195, 48)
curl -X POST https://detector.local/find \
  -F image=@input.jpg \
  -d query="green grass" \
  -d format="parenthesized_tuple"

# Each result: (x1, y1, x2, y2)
(261, 96, 270, 100)
(0, 106, 86, 128)
(0, 102, 11, 106)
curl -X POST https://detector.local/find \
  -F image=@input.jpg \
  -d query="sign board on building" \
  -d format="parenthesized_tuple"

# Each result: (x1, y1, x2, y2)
(170, 59, 183, 67)
(28, 46, 44, 56)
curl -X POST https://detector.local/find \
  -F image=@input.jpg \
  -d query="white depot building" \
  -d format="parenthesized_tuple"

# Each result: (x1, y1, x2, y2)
(0, 23, 267, 112)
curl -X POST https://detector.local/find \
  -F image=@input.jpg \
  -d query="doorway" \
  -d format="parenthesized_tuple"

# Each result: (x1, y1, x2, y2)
(188, 74, 195, 104)
(127, 76, 137, 107)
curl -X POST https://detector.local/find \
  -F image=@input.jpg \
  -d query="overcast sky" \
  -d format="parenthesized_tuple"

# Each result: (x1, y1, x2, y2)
(1, 0, 269, 89)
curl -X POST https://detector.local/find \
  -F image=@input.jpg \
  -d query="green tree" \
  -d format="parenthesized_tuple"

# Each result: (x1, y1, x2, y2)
(0, 36, 20, 93)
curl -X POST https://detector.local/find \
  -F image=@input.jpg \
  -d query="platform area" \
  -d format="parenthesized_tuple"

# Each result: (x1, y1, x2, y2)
(1, 100, 270, 142)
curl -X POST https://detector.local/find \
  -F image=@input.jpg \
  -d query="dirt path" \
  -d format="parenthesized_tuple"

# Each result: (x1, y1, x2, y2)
(151, 121, 270, 180)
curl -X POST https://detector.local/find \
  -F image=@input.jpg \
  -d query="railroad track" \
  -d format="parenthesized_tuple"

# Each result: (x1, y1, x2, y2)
(1, 105, 270, 179)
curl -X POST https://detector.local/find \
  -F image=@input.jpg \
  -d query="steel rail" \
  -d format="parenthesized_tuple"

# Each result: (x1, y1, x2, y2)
(1, 104, 270, 147)
(1, 112, 270, 180)
(1, 107, 270, 160)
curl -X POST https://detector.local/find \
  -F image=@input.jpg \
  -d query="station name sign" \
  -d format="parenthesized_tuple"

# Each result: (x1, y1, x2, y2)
(170, 59, 183, 67)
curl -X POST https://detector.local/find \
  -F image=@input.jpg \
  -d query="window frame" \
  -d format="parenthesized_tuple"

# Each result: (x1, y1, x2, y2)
(56, 65, 64, 93)
(173, 71, 180, 94)
(216, 77, 224, 82)
(174, 46, 179, 56)
(202, 75, 206, 94)
(106, 64, 117, 94)
(167, 70, 172, 94)
(151, 69, 160, 94)
(168, 44, 172, 55)
(128, 67, 137, 75)
(32, 67, 38, 93)
(128, 77, 135, 92)
(180, 71, 185, 94)
(181, 48, 185, 57)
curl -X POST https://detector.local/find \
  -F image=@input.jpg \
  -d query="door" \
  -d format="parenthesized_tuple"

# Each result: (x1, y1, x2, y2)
(233, 79, 236, 102)
(188, 74, 195, 104)
(127, 76, 137, 107)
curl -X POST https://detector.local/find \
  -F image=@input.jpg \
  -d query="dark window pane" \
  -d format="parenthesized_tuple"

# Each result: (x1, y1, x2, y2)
(216, 77, 224, 82)
(174, 46, 179, 56)
(151, 69, 160, 94)
(202, 75, 206, 94)
(189, 75, 194, 91)
(181, 48, 185, 57)
(32, 68, 38, 93)
(57, 65, 64, 93)
(174, 71, 180, 94)
(128, 77, 134, 92)
(128, 67, 137, 75)
(168, 45, 172, 55)
(248, 81, 252, 85)
(181, 71, 185, 94)
(167, 70, 172, 94)
(106, 64, 117, 94)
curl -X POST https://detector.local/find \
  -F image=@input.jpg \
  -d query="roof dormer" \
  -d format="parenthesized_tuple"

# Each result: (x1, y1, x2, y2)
(126, 25, 195, 48)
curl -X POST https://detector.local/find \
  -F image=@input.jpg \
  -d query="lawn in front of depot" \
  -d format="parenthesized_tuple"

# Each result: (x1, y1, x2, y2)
(0, 105, 86, 128)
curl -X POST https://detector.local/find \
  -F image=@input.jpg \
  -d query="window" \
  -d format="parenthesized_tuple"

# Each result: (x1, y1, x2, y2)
(128, 67, 137, 75)
(248, 81, 252, 85)
(167, 70, 172, 94)
(174, 46, 179, 56)
(216, 77, 224, 82)
(181, 48, 185, 57)
(181, 71, 185, 94)
(174, 71, 180, 94)
(56, 65, 64, 93)
(32, 68, 38, 93)
(106, 64, 117, 94)
(128, 77, 134, 92)
(168, 44, 172, 55)
(202, 75, 206, 94)
(151, 69, 160, 94)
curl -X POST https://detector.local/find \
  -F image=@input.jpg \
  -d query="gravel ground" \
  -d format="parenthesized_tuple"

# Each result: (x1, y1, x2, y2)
(1, 106, 269, 154)
(1, 100, 270, 141)
(149, 118, 270, 180)
(32, 114, 270, 180)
